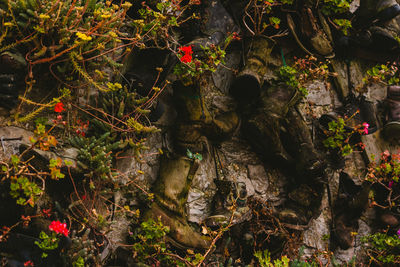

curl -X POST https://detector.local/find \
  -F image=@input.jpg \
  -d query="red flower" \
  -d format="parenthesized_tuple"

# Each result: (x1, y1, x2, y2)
(49, 220, 69, 237)
(190, 0, 201, 4)
(179, 46, 193, 63)
(54, 102, 65, 113)
(24, 261, 34, 266)
(179, 45, 193, 55)
(180, 54, 192, 63)
(232, 32, 241, 41)
(42, 208, 51, 218)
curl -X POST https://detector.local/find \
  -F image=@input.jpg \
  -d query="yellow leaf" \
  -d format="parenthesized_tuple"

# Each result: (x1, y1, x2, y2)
(47, 135, 58, 147)
(201, 226, 208, 235)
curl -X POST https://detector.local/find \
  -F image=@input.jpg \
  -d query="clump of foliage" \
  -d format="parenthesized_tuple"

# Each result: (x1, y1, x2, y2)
(91, 84, 160, 138)
(9, 173, 43, 207)
(243, 0, 294, 36)
(277, 56, 331, 97)
(363, 152, 400, 265)
(255, 249, 290, 267)
(1, 0, 202, 123)
(1, 0, 133, 92)
(321, 0, 354, 15)
(333, 18, 352, 36)
(254, 246, 356, 266)
(64, 229, 102, 266)
(87, 83, 161, 163)
(367, 151, 400, 186)
(362, 64, 400, 87)
(322, 117, 354, 157)
(35, 231, 60, 258)
(320, 0, 353, 36)
(130, 218, 176, 265)
(1, 154, 44, 207)
(361, 232, 400, 264)
(174, 44, 227, 85)
(69, 132, 120, 180)
(322, 115, 367, 157)
(367, 151, 400, 212)
(278, 65, 304, 94)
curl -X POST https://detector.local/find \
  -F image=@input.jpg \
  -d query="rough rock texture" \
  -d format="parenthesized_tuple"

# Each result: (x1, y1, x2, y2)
(105, 54, 398, 263)
(2, 11, 400, 264)
(0, 126, 32, 160)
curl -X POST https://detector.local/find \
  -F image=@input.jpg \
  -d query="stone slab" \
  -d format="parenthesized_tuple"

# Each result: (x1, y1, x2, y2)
(361, 130, 400, 164)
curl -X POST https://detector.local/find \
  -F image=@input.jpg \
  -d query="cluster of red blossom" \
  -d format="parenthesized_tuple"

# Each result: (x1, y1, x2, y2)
(49, 220, 69, 237)
(75, 119, 89, 137)
(179, 45, 193, 63)
(54, 102, 64, 113)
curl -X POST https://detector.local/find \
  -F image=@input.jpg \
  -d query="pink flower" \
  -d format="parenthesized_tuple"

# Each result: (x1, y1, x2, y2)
(397, 228, 400, 238)
(362, 122, 369, 135)
(49, 220, 69, 237)
(389, 181, 394, 188)
(24, 261, 34, 266)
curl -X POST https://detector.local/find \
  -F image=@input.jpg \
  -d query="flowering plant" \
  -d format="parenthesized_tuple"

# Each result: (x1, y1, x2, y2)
(54, 102, 65, 113)
(361, 232, 400, 264)
(361, 64, 400, 91)
(34, 221, 68, 258)
(178, 46, 193, 63)
(174, 44, 226, 85)
(49, 220, 69, 237)
(367, 151, 400, 188)
(322, 114, 368, 157)
(367, 151, 400, 212)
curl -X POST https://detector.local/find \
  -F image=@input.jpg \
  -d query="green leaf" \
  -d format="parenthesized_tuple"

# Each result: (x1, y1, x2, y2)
(11, 155, 20, 166)
(186, 149, 193, 159)
(194, 153, 203, 161)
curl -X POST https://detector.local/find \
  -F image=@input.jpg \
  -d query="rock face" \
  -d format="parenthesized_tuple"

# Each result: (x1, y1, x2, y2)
(2, 1, 400, 265)
(0, 126, 32, 160)
(168, 55, 395, 263)
(0, 56, 397, 265)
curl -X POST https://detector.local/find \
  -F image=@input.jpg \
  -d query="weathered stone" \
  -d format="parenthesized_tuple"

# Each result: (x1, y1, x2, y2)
(334, 218, 371, 264)
(330, 59, 364, 100)
(342, 152, 367, 186)
(247, 165, 269, 195)
(361, 129, 400, 164)
(211, 51, 241, 95)
(187, 188, 210, 224)
(302, 212, 330, 251)
(0, 126, 32, 160)
(302, 186, 331, 252)
(103, 191, 132, 261)
(115, 132, 162, 185)
(350, 0, 360, 13)
(305, 80, 332, 106)
(366, 83, 387, 102)
(187, 154, 216, 224)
